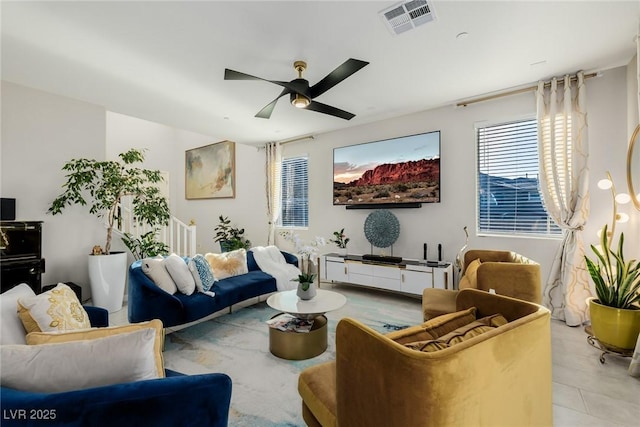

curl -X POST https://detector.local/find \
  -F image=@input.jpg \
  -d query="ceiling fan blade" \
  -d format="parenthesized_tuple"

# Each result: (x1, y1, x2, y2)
(255, 89, 290, 119)
(225, 68, 302, 93)
(309, 59, 369, 99)
(305, 101, 355, 120)
(224, 69, 264, 81)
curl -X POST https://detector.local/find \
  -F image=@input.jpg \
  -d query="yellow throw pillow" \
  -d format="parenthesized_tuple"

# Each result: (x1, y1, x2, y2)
(26, 319, 165, 378)
(17, 283, 90, 333)
(386, 325, 436, 344)
(420, 307, 477, 338)
(477, 313, 508, 327)
(435, 321, 494, 346)
(460, 258, 482, 289)
(404, 340, 450, 352)
(205, 249, 248, 280)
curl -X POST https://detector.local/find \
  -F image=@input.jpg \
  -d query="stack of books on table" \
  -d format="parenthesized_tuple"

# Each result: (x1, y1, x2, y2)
(266, 313, 314, 333)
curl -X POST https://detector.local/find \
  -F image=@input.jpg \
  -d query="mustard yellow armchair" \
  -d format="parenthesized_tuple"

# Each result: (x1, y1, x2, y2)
(422, 249, 541, 320)
(298, 289, 552, 427)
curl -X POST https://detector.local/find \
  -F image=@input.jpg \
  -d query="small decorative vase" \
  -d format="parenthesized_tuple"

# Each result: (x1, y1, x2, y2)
(338, 247, 348, 257)
(297, 282, 317, 300)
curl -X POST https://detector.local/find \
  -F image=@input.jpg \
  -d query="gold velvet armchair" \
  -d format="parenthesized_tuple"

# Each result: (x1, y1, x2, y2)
(422, 249, 541, 320)
(298, 289, 552, 427)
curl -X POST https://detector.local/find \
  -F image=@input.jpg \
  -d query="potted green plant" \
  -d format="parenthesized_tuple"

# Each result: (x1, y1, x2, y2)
(280, 231, 326, 300)
(330, 228, 350, 256)
(585, 224, 640, 350)
(213, 215, 251, 252)
(121, 230, 169, 260)
(48, 148, 170, 312)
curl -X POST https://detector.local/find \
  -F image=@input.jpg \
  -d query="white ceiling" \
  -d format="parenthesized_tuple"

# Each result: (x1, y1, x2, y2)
(2, 1, 639, 146)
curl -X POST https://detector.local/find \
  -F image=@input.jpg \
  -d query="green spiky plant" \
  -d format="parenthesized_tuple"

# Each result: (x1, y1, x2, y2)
(48, 149, 170, 255)
(584, 224, 640, 309)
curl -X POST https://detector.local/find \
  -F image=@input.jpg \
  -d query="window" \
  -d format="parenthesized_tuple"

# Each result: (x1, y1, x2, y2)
(280, 156, 308, 228)
(477, 119, 561, 237)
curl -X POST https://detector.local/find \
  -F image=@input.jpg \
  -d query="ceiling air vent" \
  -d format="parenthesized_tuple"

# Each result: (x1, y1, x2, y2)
(380, 0, 436, 35)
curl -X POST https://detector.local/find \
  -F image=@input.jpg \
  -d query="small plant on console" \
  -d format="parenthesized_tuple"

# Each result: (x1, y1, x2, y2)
(330, 228, 350, 249)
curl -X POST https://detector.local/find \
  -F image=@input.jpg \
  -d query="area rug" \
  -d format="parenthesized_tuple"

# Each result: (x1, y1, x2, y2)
(163, 284, 423, 427)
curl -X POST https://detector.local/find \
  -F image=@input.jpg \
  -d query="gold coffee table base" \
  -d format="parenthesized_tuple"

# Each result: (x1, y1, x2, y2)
(269, 315, 328, 360)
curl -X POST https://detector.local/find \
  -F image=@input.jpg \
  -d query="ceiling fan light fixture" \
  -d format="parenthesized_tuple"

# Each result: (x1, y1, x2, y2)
(291, 93, 310, 109)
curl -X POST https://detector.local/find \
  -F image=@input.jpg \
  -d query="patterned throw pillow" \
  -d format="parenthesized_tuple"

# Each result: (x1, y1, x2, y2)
(17, 283, 90, 333)
(205, 249, 248, 280)
(189, 254, 217, 292)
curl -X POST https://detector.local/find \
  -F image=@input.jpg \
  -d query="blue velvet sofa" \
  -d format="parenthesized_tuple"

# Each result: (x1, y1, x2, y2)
(128, 249, 298, 328)
(0, 306, 232, 427)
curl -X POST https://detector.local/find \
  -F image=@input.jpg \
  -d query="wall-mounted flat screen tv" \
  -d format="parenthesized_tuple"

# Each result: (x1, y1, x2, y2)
(333, 131, 440, 207)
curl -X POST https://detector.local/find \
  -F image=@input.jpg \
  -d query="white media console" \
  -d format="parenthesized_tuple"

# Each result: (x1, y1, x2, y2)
(319, 253, 453, 296)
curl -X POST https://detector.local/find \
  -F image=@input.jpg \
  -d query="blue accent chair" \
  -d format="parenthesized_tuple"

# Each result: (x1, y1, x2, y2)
(0, 306, 232, 427)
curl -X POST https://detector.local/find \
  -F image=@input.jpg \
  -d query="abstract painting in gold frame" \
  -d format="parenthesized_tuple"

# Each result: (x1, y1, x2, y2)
(185, 141, 235, 199)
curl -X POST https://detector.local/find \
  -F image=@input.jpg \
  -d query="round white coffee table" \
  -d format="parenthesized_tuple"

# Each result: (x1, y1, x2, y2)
(266, 289, 347, 360)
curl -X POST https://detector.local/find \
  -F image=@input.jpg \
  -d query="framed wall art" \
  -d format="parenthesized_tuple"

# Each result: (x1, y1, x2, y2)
(185, 141, 235, 199)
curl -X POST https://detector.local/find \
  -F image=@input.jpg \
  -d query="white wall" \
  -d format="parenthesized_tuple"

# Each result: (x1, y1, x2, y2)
(105, 112, 269, 255)
(176, 142, 267, 254)
(278, 66, 634, 285)
(1, 82, 106, 299)
(106, 111, 211, 226)
(2, 63, 635, 300)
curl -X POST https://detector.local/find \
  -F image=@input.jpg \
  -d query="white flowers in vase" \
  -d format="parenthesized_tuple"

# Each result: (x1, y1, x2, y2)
(280, 231, 326, 289)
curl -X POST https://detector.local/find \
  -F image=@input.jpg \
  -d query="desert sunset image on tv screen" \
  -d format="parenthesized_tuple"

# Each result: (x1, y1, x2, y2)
(333, 131, 440, 206)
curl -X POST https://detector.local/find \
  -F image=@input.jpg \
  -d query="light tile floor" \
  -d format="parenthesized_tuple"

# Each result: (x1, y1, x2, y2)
(551, 319, 639, 427)
(109, 299, 640, 426)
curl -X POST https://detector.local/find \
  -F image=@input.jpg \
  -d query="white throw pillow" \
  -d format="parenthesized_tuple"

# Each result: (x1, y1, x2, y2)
(0, 283, 36, 345)
(163, 253, 196, 295)
(141, 256, 177, 294)
(1, 328, 161, 393)
(205, 249, 249, 280)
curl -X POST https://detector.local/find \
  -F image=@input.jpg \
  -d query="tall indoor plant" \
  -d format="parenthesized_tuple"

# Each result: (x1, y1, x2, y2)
(585, 224, 640, 350)
(48, 148, 170, 312)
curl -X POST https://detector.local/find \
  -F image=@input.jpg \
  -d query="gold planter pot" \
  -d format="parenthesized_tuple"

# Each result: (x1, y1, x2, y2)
(588, 298, 640, 351)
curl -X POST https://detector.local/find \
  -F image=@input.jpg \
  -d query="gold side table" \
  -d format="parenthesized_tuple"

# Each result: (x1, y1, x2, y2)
(269, 315, 328, 360)
(266, 289, 347, 360)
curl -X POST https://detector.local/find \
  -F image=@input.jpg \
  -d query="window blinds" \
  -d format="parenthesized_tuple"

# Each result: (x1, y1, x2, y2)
(280, 156, 309, 228)
(477, 119, 560, 236)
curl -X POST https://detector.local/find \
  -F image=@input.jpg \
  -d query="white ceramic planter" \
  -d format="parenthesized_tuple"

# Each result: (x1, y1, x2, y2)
(88, 252, 127, 313)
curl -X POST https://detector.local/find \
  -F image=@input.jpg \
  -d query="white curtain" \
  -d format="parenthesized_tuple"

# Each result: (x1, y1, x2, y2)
(265, 142, 281, 245)
(536, 72, 592, 326)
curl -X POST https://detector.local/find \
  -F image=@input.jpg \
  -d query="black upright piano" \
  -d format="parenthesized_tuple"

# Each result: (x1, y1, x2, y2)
(0, 221, 45, 294)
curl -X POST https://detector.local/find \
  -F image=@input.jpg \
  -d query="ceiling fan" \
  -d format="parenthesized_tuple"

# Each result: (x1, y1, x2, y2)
(224, 58, 369, 120)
